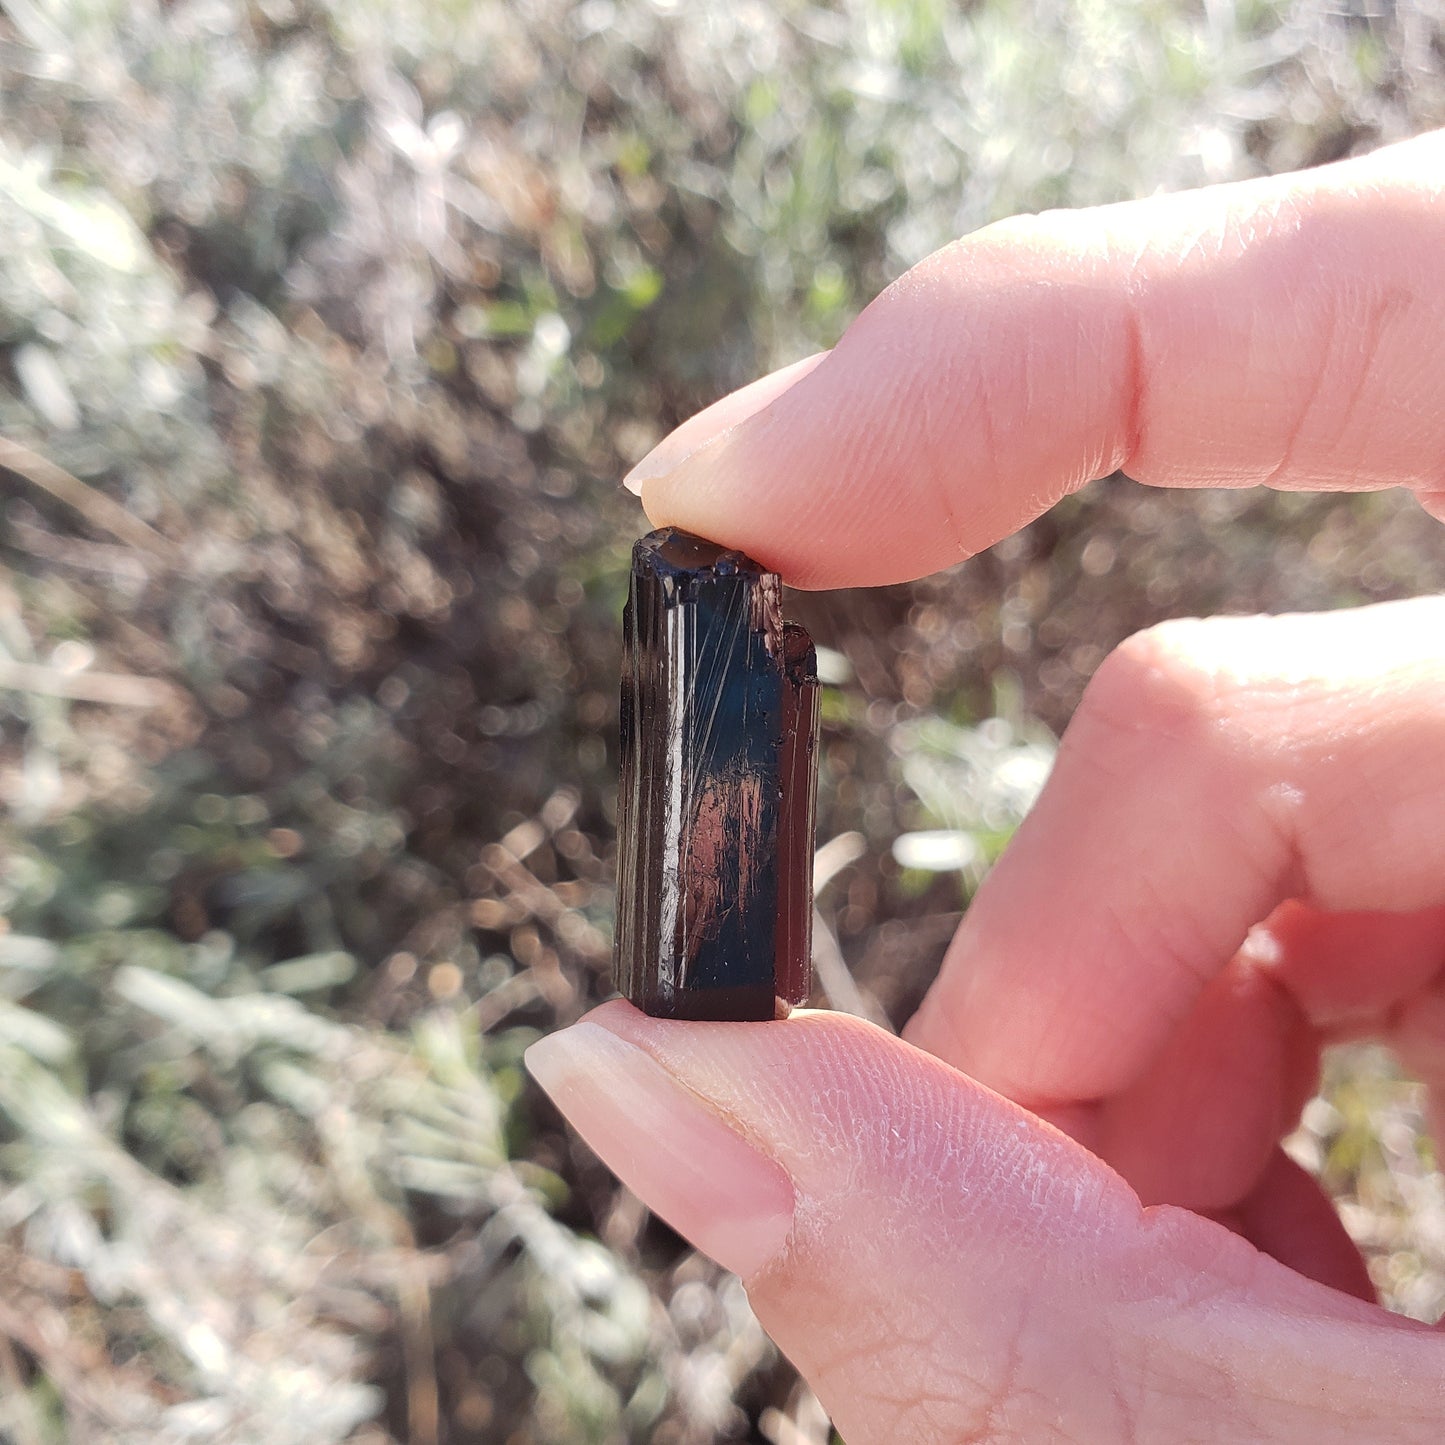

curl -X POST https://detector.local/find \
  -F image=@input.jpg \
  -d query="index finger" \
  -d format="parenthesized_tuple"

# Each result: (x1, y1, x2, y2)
(634, 129, 1445, 588)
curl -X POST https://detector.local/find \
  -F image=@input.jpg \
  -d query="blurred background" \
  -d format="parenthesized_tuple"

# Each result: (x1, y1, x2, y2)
(1, 1, 1444, 1440)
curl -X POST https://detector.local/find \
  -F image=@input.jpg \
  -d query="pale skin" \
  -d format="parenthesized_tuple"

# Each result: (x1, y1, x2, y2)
(526, 130, 1445, 1442)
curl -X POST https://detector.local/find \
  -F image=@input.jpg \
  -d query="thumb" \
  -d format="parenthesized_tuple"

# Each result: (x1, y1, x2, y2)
(527, 1002, 1445, 1444)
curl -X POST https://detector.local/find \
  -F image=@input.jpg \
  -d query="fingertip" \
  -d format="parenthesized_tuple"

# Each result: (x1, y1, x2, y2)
(624, 351, 830, 500)
(526, 1006, 796, 1281)
(1418, 490, 1445, 525)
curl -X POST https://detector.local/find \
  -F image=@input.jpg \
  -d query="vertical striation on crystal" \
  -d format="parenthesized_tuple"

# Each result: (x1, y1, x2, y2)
(615, 528, 819, 1020)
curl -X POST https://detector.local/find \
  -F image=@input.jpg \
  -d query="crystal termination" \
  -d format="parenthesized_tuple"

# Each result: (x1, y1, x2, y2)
(615, 528, 819, 1021)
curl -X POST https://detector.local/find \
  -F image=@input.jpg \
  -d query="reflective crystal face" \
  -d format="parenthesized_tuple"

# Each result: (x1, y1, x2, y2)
(614, 529, 819, 1020)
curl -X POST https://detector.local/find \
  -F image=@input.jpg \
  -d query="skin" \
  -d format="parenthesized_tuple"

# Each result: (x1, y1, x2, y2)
(526, 130, 1445, 1442)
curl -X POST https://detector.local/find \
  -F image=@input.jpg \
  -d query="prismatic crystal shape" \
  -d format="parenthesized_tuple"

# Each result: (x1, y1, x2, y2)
(615, 528, 819, 1020)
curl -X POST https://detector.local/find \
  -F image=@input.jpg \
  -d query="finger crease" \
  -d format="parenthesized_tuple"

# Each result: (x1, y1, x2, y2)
(1261, 301, 1338, 490)
(1119, 284, 1148, 476)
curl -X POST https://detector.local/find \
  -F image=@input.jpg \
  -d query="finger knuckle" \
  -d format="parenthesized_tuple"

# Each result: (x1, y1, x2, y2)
(1078, 617, 1245, 759)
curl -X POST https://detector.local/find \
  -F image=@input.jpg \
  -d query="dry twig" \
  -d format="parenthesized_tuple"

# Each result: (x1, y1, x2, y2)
(0, 436, 179, 563)
(0, 657, 176, 707)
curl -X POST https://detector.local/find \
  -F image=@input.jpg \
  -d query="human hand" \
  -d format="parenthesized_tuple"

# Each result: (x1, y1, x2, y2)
(527, 131, 1445, 1442)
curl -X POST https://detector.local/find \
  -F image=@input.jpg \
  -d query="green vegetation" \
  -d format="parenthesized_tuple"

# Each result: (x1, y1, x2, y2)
(1, 1, 1443, 1439)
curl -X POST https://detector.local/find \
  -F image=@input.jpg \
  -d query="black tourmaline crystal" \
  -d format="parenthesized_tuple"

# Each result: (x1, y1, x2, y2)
(615, 528, 819, 1021)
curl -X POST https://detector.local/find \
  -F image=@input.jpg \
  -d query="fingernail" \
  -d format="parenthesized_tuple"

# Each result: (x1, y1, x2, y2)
(525, 1020, 795, 1278)
(623, 351, 828, 495)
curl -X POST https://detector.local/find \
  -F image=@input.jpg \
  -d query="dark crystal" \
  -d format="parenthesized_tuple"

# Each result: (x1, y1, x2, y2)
(614, 528, 819, 1021)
